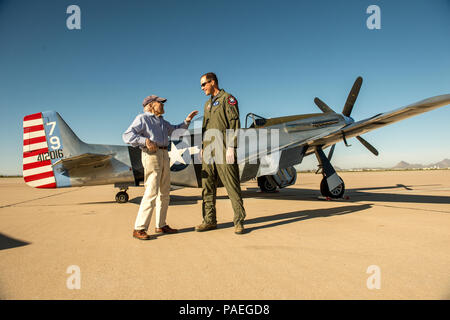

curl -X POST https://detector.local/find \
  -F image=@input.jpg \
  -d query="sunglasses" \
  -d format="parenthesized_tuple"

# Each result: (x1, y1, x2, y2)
(201, 80, 211, 88)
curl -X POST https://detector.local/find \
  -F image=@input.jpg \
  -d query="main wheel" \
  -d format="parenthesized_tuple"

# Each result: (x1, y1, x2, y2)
(258, 176, 277, 193)
(320, 177, 345, 199)
(115, 191, 129, 203)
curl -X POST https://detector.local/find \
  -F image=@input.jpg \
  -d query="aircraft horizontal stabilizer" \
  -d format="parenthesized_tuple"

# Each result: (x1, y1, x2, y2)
(53, 153, 112, 172)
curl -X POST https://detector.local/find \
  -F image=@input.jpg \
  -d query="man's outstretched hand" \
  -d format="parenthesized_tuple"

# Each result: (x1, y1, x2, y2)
(186, 110, 199, 122)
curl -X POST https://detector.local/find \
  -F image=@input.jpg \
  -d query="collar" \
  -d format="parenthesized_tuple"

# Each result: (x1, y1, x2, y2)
(211, 89, 225, 103)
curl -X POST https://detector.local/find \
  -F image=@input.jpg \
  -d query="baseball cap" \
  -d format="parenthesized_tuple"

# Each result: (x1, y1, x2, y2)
(142, 95, 167, 107)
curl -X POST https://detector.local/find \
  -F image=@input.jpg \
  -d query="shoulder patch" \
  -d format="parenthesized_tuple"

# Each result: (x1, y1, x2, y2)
(227, 96, 237, 106)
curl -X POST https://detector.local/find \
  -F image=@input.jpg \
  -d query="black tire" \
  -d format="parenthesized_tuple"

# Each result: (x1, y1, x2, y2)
(258, 176, 277, 193)
(320, 177, 345, 199)
(115, 191, 129, 203)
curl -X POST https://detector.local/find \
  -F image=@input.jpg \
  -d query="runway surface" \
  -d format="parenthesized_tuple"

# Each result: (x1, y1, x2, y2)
(1, 170, 449, 299)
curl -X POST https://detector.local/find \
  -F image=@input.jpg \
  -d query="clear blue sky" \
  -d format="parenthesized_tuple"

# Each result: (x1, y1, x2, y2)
(1, 0, 449, 174)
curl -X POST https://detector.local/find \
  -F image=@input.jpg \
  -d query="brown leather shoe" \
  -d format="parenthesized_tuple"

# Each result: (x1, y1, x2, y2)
(155, 225, 178, 234)
(133, 229, 152, 240)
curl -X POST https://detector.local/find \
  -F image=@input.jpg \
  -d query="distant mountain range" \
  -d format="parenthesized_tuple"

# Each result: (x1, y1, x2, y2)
(392, 158, 450, 169)
(296, 158, 450, 172)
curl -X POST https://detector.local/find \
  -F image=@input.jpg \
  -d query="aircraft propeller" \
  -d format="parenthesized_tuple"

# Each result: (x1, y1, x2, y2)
(342, 76, 363, 117)
(327, 144, 335, 160)
(313, 97, 334, 114)
(355, 135, 379, 156)
(314, 76, 379, 159)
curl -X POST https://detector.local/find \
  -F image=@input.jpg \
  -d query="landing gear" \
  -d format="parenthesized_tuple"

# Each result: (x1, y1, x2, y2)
(320, 178, 345, 199)
(257, 176, 277, 193)
(257, 166, 297, 193)
(114, 183, 134, 203)
(115, 191, 129, 203)
(114, 183, 130, 203)
(314, 146, 346, 199)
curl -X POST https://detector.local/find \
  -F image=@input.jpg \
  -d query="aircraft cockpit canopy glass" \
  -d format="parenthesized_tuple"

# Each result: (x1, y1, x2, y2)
(245, 113, 267, 128)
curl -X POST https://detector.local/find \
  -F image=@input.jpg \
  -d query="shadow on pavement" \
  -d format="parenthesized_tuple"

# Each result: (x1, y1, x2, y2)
(158, 203, 372, 236)
(0, 233, 30, 251)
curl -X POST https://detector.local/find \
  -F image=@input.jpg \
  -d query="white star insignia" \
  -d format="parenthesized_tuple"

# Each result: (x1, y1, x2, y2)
(169, 142, 186, 167)
(168, 143, 201, 167)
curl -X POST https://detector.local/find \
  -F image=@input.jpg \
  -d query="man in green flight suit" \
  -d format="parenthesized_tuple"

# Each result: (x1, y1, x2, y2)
(195, 72, 246, 234)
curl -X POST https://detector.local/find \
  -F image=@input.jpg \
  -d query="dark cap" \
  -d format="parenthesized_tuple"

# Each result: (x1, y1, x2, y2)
(142, 95, 167, 107)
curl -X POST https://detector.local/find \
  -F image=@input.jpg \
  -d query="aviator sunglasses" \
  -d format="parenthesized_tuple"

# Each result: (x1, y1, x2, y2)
(201, 80, 211, 88)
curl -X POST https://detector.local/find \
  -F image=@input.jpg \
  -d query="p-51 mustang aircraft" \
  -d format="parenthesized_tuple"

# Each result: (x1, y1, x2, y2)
(22, 77, 450, 202)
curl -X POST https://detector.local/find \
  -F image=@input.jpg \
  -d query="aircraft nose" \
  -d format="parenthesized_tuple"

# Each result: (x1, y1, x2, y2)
(343, 115, 354, 125)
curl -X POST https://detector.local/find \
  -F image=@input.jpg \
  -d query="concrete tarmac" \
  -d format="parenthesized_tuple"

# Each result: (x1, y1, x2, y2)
(0, 170, 449, 299)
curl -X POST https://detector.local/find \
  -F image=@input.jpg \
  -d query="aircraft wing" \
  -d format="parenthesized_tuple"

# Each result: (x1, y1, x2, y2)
(242, 94, 450, 167)
(53, 153, 113, 172)
(309, 94, 450, 148)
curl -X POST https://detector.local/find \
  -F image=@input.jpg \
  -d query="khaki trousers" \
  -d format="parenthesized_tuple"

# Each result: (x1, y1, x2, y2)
(134, 149, 171, 231)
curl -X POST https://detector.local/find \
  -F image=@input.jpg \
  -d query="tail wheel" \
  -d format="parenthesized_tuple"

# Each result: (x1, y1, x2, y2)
(320, 178, 345, 199)
(115, 191, 129, 203)
(258, 176, 277, 193)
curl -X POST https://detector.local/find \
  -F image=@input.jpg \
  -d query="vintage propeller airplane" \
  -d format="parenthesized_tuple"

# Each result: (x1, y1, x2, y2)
(22, 77, 450, 203)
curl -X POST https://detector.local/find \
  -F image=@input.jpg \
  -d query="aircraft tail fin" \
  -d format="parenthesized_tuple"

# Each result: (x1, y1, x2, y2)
(22, 111, 83, 188)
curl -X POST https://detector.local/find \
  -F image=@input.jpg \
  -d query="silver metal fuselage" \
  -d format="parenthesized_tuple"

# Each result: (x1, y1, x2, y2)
(63, 112, 350, 189)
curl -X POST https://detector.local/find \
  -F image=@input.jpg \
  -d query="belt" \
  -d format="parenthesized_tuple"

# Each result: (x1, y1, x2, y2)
(142, 146, 168, 152)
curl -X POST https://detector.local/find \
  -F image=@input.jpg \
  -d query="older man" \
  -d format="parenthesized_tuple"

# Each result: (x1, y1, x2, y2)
(123, 95, 198, 240)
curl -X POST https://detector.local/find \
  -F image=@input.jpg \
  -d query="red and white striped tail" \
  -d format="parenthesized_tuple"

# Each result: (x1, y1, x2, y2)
(23, 113, 56, 188)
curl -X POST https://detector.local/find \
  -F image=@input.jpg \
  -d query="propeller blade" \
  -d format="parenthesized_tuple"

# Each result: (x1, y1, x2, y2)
(356, 136, 379, 156)
(314, 97, 335, 113)
(342, 76, 363, 117)
(327, 144, 335, 160)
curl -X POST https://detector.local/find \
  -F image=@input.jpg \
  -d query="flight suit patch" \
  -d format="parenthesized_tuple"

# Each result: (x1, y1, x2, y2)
(227, 96, 237, 105)
(226, 95, 240, 120)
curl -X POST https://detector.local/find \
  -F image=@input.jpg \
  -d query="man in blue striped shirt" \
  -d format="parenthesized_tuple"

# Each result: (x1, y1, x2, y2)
(123, 95, 198, 240)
